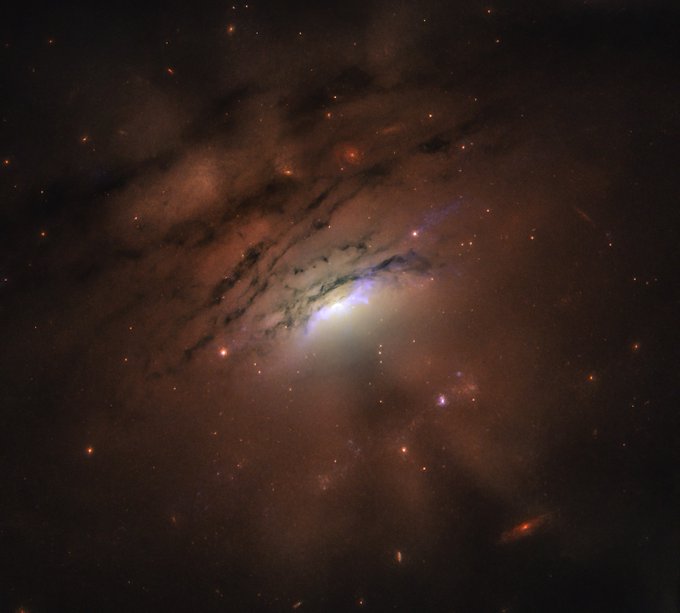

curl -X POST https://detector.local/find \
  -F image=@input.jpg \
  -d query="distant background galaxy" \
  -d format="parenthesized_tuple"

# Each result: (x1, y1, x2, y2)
(1, 1, 679, 611)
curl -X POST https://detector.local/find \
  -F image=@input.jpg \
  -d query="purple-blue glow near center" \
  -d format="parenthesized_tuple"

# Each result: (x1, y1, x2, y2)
(308, 278, 375, 330)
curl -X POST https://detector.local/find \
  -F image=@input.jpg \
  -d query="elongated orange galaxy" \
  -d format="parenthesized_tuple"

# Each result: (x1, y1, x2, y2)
(499, 514, 551, 544)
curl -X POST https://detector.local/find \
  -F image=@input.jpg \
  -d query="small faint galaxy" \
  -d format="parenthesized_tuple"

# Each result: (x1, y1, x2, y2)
(1, 1, 679, 611)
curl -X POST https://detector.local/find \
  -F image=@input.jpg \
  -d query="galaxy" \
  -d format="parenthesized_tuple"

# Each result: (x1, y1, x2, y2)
(1, 1, 679, 611)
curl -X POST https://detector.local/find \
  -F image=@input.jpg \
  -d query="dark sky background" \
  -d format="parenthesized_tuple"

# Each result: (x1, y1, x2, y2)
(1, 1, 679, 611)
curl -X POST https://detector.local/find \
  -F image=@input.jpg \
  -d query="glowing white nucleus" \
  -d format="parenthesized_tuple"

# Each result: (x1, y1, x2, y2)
(307, 278, 374, 330)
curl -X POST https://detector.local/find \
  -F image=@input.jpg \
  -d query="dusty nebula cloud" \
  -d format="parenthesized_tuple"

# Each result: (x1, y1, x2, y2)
(1, 1, 679, 611)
